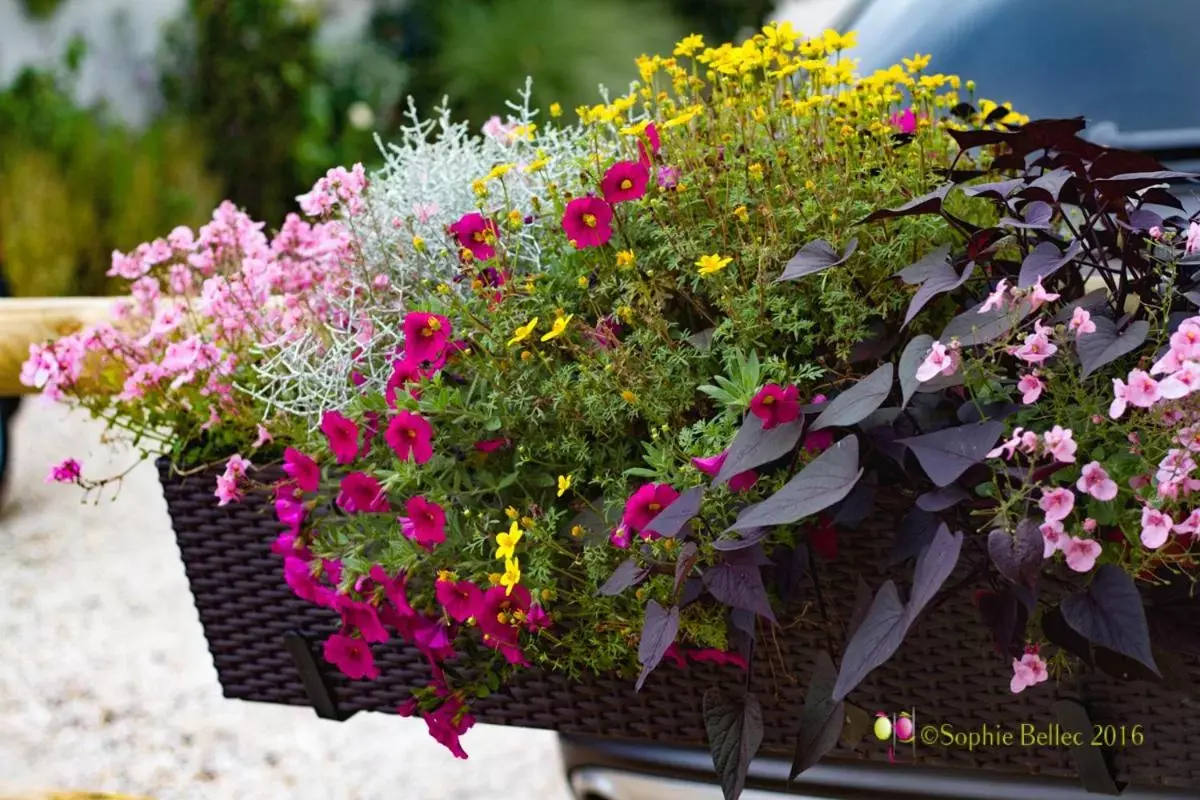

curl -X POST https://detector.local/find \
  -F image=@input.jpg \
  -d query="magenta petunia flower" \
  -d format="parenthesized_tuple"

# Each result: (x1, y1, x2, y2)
(449, 212, 498, 260)
(622, 483, 680, 532)
(403, 311, 452, 365)
(436, 578, 483, 622)
(369, 564, 413, 618)
(323, 631, 379, 680)
(413, 614, 457, 662)
(335, 594, 390, 643)
(385, 410, 435, 464)
(336, 471, 389, 514)
(890, 107, 917, 134)
(525, 604, 552, 631)
(282, 447, 320, 492)
(283, 557, 334, 607)
(691, 450, 757, 492)
(320, 410, 360, 465)
(601, 160, 650, 203)
(274, 485, 306, 533)
(385, 357, 423, 409)
(271, 531, 310, 561)
(477, 584, 531, 645)
(561, 196, 613, 249)
(474, 437, 509, 453)
(749, 383, 800, 429)
(46, 458, 82, 484)
(404, 495, 446, 549)
(689, 648, 749, 670)
(424, 697, 475, 759)
(609, 525, 631, 549)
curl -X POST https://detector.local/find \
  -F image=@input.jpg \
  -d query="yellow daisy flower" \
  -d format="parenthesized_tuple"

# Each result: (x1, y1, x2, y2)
(508, 317, 539, 346)
(696, 253, 733, 276)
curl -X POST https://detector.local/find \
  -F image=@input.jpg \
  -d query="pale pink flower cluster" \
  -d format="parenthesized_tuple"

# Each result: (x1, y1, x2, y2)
(1010, 650, 1049, 694)
(215, 454, 252, 506)
(979, 277, 1061, 316)
(297, 163, 369, 217)
(1039, 519, 1102, 572)
(915, 340, 960, 382)
(1009, 319, 1057, 364)
(482, 116, 520, 144)
(988, 425, 1076, 463)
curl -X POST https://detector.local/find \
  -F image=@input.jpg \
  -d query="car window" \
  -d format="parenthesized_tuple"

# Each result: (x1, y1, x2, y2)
(840, 0, 1200, 135)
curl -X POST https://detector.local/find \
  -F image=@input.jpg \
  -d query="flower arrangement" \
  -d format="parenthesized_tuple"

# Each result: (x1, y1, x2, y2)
(31, 22, 1200, 800)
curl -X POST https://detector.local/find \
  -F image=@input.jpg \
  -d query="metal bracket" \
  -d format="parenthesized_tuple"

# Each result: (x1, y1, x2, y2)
(284, 630, 357, 722)
(1054, 698, 1121, 795)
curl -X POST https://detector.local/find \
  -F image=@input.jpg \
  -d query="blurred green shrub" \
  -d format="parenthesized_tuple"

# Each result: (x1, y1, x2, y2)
(401, 0, 686, 127)
(19, 0, 66, 20)
(0, 41, 221, 297)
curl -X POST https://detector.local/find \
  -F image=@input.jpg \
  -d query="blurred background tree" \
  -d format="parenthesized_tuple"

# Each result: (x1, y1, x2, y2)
(0, 0, 773, 296)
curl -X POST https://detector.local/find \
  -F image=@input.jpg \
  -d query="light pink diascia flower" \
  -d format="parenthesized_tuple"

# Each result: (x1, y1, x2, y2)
(1068, 307, 1096, 337)
(1125, 369, 1161, 409)
(1028, 277, 1060, 311)
(1063, 536, 1102, 573)
(1017, 373, 1044, 404)
(1039, 487, 1075, 522)
(1076, 461, 1118, 501)
(1140, 506, 1174, 549)
(1010, 329, 1057, 364)
(1010, 652, 1048, 694)
(1042, 425, 1076, 463)
(1040, 519, 1064, 558)
(915, 340, 959, 382)
(979, 279, 1010, 313)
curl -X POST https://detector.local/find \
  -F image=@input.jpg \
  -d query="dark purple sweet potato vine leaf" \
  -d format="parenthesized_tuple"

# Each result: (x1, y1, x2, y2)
(811, 363, 894, 431)
(896, 245, 952, 285)
(716, 415, 805, 486)
(898, 334, 934, 409)
(643, 486, 706, 538)
(704, 688, 764, 800)
(703, 561, 778, 624)
(940, 297, 1032, 347)
(833, 525, 963, 701)
(987, 518, 1042, 588)
(1017, 240, 1082, 288)
(889, 507, 940, 566)
(712, 527, 769, 552)
(776, 237, 859, 282)
(636, 601, 681, 690)
(903, 261, 975, 328)
(727, 437, 862, 532)
(790, 650, 844, 779)
(917, 486, 970, 512)
(1076, 317, 1150, 377)
(858, 184, 952, 225)
(597, 558, 650, 596)
(898, 421, 1005, 487)
(1061, 565, 1158, 676)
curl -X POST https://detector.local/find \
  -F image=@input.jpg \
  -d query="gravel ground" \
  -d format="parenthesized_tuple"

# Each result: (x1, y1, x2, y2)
(0, 400, 573, 800)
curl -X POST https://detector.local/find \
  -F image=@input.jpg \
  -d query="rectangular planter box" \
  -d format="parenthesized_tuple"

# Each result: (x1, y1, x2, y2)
(157, 459, 1200, 792)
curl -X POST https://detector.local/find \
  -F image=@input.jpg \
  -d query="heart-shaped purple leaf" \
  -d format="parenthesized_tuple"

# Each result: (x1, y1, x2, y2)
(703, 562, 778, 624)
(716, 415, 804, 486)
(597, 558, 650, 596)
(1017, 240, 1082, 288)
(704, 688, 764, 800)
(776, 237, 859, 282)
(898, 421, 1005, 487)
(1076, 317, 1150, 377)
(859, 184, 952, 225)
(987, 519, 1042, 588)
(895, 245, 952, 285)
(1061, 565, 1158, 676)
(917, 486, 970, 511)
(811, 363, 894, 431)
(643, 486, 705, 538)
(940, 297, 1032, 347)
(898, 335, 934, 409)
(636, 601, 681, 690)
(727, 437, 861, 532)
(790, 650, 843, 779)
(675, 541, 699, 595)
(903, 261, 975, 328)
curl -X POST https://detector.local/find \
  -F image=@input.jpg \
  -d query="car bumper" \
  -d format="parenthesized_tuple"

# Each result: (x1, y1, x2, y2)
(559, 735, 1197, 800)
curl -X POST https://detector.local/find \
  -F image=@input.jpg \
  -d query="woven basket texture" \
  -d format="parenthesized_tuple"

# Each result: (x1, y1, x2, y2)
(157, 459, 1200, 790)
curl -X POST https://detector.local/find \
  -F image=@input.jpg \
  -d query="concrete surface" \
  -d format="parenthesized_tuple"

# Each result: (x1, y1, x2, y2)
(0, 399, 572, 800)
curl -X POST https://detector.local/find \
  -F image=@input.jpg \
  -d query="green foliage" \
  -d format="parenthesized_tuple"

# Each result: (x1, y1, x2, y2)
(19, 0, 66, 19)
(0, 43, 221, 297)
(408, 0, 686, 127)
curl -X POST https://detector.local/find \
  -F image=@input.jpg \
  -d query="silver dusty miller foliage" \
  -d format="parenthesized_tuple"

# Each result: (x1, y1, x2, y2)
(243, 79, 637, 432)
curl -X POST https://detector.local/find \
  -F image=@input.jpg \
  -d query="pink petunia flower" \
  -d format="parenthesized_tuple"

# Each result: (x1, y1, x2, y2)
(323, 632, 379, 680)
(691, 449, 758, 492)
(561, 196, 614, 249)
(449, 212, 499, 261)
(1125, 369, 1161, 408)
(403, 495, 446, 550)
(321, 411, 361, 465)
(749, 383, 800, 429)
(600, 160, 650, 203)
(1069, 307, 1096, 337)
(979, 279, 1010, 314)
(622, 483, 680, 532)
(1040, 519, 1065, 558)
(403, 311, 452, 365)
(282, 447, 321, 493)
(1039, 487, 1075, 522)
(1063, 536, 1103, 573)
(336, 472, 389, 514)
(1042, 425, 1077, 463)
(46, 458, 82, 484)
(1141, 506, 1174, 549)
(915, 340, 960, 382)
(385, 410, 435, 464)
(1017, 373, 1044, 404)
(1077, 461, 1118, 501)
(1010, 652, 1049, 694)
(436, 578, 483, 622)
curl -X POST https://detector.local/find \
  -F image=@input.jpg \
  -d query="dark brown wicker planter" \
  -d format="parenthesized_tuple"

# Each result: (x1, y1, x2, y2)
(158, 458, 1200, 793)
